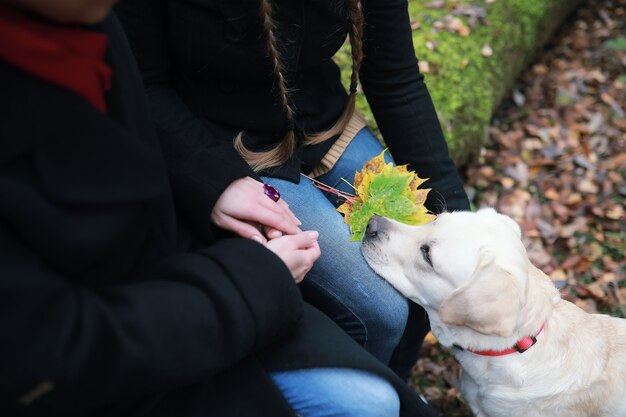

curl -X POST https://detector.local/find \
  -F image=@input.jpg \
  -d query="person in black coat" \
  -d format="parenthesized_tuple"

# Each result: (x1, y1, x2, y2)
(0, 2, 440, 416)
(115, 0, 471, 379)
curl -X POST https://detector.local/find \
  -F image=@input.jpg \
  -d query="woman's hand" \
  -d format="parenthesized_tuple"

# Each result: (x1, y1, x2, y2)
(265, 231, 320, 283)
(211, 177, 301, 243)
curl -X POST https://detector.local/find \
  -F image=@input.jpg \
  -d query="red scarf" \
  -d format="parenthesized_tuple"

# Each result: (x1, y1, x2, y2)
(0, 6, 112, 112)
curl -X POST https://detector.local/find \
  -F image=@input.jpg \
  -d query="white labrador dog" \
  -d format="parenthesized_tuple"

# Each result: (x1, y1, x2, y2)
(361, 208, 626, 417)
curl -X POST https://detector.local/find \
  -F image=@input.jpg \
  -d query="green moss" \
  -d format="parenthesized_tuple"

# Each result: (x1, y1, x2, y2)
(335, 0, 584, 165)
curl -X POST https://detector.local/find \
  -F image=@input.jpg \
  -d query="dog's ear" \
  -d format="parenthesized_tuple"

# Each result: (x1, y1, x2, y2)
(439, 249, 522, 337)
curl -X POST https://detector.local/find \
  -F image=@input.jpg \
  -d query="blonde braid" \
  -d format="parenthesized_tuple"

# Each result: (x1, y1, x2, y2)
(234, 0, 296, 172)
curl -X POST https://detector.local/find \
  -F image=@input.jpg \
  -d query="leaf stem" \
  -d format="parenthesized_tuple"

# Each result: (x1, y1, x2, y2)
(302, 174, 358, 202)
(340, 177, 358, 191)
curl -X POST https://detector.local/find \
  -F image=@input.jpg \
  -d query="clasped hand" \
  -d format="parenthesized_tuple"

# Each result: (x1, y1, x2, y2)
(211, 177, 320, 282)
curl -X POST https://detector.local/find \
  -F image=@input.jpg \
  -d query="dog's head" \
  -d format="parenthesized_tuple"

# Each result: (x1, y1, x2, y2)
(362, 208, 558, 343)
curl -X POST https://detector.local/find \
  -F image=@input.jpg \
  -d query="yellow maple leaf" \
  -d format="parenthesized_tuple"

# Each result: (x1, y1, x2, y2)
(336, 200, 354, 225)
(336, 150, 436, 239)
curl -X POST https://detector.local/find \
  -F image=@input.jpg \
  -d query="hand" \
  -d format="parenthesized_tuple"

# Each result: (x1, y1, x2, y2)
(211, 177, 301, 243)
(265, 231, 320, 283)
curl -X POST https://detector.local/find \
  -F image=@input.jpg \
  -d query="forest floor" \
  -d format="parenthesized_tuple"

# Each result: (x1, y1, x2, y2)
(411, 0, 626, 415)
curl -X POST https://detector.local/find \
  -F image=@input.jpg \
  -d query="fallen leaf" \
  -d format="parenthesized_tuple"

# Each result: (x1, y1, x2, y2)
(544, 188, 561, 200)
(605, 205, 624, 220)
(500, 177, 515, 189)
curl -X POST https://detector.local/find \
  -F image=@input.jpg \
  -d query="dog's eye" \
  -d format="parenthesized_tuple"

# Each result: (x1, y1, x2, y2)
(420, 244, 433, 267)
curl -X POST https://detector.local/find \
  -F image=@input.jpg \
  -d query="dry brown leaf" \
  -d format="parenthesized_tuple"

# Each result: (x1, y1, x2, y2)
(586, 282, 607, 299)
(544, 188, 561, 200)
(605, 204, 624, 220)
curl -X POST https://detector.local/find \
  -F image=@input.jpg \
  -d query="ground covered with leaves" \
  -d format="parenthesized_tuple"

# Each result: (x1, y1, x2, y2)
(411, 0, 626, 415)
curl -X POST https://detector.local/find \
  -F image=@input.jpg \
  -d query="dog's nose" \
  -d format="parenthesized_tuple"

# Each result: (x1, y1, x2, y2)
(365, 216, 382, 238)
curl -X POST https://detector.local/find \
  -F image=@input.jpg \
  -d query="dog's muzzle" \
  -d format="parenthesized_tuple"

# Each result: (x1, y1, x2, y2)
(365, 216, 383, 239)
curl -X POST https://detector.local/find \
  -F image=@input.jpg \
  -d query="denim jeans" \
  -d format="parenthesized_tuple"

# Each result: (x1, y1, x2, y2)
(262, 128, 408, 364)
(271, 368, 400, 417)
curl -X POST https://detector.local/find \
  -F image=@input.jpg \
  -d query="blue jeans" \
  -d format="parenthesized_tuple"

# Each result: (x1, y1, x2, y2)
(263, 128, 407, 364)
(271, 368, 400, 417)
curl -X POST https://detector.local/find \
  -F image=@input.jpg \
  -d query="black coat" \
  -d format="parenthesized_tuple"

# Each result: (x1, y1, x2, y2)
(0, 14, 437, 417)
(115, 0, 470, 214)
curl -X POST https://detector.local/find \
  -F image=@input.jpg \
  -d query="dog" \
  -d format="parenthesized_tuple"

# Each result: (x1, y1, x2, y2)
(361, 208, 626, 417)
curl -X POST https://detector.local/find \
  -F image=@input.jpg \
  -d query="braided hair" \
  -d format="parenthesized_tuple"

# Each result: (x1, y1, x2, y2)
(234, 0, 365, 172)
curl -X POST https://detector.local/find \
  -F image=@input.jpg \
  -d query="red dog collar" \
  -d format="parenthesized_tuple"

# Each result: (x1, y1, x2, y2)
(454, 323, 545, 356)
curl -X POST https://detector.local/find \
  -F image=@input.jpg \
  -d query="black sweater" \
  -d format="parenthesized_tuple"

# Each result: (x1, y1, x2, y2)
(115, 0, 470, 215)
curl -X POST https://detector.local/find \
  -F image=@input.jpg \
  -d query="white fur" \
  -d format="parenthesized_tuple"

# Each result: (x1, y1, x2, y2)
(362, 209, 626, 417)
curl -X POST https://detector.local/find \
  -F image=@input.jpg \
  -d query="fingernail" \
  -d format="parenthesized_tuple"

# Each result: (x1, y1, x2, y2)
(308, 231, 319, 240)
(252, 235, 263, 243)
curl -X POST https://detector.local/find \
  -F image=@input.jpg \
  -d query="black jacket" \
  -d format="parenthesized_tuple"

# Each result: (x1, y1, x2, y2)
(115, 0, 470, 213)
(0, 14, 437, 417)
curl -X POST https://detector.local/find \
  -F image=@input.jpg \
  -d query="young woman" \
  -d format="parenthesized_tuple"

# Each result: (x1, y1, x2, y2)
(116, 0, 471, 376)
(0, 1, 440, 416)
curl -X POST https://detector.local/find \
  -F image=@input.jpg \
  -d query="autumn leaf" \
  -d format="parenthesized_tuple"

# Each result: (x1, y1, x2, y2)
(337, 150, 436, 241)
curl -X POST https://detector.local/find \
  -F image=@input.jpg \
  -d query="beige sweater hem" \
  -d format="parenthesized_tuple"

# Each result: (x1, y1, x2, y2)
(309, 111, 368, 178)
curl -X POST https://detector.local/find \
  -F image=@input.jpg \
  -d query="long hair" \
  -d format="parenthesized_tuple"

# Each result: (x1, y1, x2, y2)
(234, 0, 365, 172)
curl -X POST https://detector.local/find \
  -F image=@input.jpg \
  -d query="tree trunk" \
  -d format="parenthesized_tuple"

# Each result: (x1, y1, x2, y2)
(338, 0, 586, 165)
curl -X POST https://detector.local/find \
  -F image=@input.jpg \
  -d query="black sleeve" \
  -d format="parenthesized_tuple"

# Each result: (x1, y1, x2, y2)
(0, 226, 301, 413)
(360, 0, 470, 213)
(113, 0, 258, 234)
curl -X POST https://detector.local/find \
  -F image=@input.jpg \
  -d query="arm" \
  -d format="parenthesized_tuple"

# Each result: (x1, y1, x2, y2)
(360, 0, 470, 213)
(0, 224, 302, 413)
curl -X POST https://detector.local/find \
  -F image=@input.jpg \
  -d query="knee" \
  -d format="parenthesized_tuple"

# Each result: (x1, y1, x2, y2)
(331, 370, 401, 417)
(365, 289, 408, 343)
(274, 368, 401, 417)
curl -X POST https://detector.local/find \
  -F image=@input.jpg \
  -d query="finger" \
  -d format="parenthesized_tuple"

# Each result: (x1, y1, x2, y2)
(307, 241, 321, 261)
(265, 225, 302, 240)
(231, 197, 297, 233)
(277, 199, 301, 226)
(264, 227, 283, 240)
(247, 193, 290, 220)
(282, 230, 319, 250)
(249, 208, 301, 235)
(253, 186, 301, 228)
(219, 216, 267, 244)
(253, 184, 294, 220)
(299, 241, 321, 266)
(256, 193, 291, 216)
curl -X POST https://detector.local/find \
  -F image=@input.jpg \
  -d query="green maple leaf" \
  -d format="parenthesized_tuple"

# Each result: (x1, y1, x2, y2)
(338, 150, 437, 241)
(368, 170, 411, 198)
